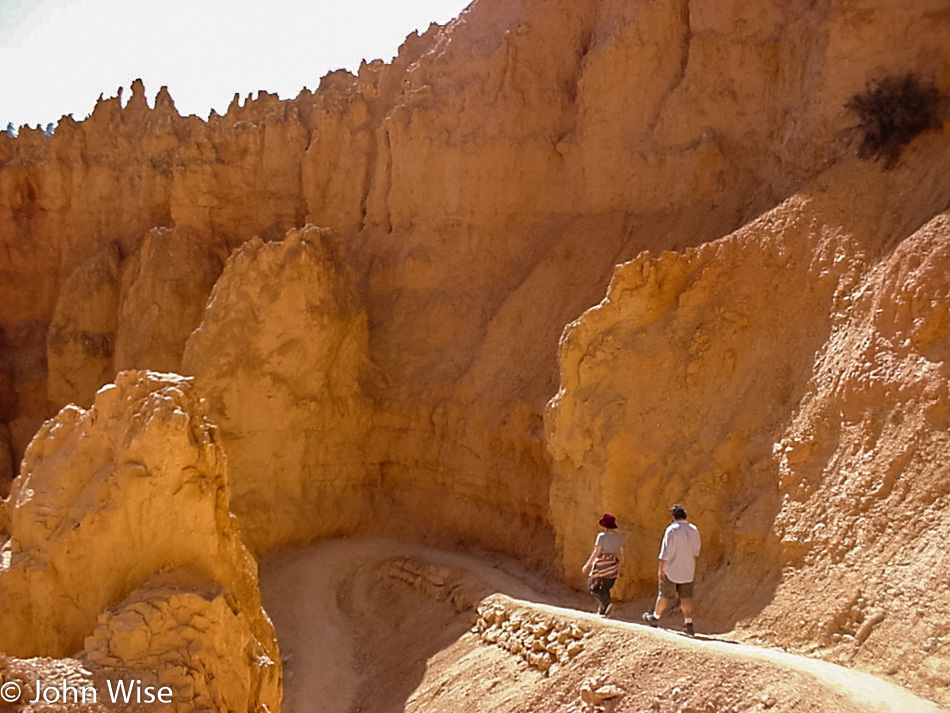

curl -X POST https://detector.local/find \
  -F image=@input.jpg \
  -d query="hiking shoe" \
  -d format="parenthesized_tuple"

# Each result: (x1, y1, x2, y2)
(641, 612, 659, 627)
(685, 622, 695, 637)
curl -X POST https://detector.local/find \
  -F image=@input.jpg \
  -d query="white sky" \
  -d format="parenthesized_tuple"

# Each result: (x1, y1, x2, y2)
(0, 0, 472, 130)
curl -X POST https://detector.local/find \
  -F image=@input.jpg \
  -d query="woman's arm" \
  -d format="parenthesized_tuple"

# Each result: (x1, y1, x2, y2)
(617, 545, 626, 577)
(581, 545, 603, 574)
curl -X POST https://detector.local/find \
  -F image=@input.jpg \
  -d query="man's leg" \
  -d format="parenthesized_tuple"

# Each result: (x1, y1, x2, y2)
(656, 575, 680, 618)
(681, 598, 693, 620)
(679, 581, 695, 635)
(643, 576, 676, 625)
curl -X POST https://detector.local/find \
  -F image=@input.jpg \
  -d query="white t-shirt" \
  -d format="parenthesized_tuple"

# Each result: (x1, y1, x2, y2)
(658, 520, 701, 583)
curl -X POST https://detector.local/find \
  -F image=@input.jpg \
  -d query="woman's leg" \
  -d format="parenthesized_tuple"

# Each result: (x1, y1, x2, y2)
(594, 578, 616, 614)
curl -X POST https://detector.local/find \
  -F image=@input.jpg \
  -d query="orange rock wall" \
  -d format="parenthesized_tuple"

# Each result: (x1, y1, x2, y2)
(0, 2, 948, 697)
(0, 79, 310, 460)
(0, 371, 281, 711)
(545, 136, 950, 702)
(181, 226, 374, 552)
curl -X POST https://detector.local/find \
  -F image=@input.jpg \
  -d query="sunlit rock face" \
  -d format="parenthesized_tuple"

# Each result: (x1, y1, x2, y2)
(0, 0, 948, 704)
(113, 226, 227, 376)
(0, 370, 281, 712)
(182, 225, 374, 553)
(82, 586, 281, 713)
(545, 136, 950, 703)
(1, 0, 947, 557)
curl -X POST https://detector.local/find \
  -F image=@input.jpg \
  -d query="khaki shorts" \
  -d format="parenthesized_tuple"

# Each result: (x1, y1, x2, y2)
(660, 576, 694, 600)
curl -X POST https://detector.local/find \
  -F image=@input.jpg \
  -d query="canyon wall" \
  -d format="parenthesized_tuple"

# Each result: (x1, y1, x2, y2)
(2, 1, 947, 558)
(1, 0, 949, 703)
(545, 136, 950, 702)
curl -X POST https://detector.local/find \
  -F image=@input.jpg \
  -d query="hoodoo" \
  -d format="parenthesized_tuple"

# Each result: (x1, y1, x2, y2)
(1, 0, 949, 710)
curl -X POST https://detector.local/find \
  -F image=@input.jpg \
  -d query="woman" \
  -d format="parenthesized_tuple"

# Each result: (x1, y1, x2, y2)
(581, 513, 625, 616)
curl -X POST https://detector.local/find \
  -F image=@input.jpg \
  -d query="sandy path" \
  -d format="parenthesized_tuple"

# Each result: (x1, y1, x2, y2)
(528, 599, 946, 713)
(259, 538, 548, 713)
(260, 538, 944, 713)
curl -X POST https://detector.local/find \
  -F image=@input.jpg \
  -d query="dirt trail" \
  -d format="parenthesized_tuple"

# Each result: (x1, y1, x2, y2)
(260, 539, 945, 713)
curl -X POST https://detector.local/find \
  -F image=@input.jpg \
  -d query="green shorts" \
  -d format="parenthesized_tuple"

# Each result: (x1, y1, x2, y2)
(660, 576, 694, 600)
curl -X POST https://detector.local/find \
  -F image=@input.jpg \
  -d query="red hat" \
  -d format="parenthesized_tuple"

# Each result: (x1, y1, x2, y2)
(599, 513, 618, 529)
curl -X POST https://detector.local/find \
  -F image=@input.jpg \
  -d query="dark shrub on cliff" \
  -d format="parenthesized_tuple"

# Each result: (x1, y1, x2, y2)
(845, 73, 941, 169)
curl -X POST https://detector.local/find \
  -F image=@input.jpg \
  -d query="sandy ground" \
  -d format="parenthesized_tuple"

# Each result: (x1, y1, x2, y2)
(259, 539, 946, 713)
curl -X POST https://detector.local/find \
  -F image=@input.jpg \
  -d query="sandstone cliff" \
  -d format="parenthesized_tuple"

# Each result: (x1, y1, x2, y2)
(545, 135, 950, 701)
(0, 371, 281, 711)
(181, 225, 374, 552)
(1, 0, 949, 706)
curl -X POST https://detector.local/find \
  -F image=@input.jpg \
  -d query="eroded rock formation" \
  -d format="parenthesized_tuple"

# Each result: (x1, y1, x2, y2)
(0, 371, 280, 711)
(46, 244, 120, 408)
(545, 136, 950, 701)
(114, 226, 227, 376)
(0, 0, 949, 706)
(182, 225, 373, 552)
(44, 226, 227, 413)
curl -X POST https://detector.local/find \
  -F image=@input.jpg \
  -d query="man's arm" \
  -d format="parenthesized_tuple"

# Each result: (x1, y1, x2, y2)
(658, 527, 672, 580)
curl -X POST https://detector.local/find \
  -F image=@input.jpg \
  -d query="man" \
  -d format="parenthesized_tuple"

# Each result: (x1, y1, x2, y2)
(642, 504, 701, 636)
